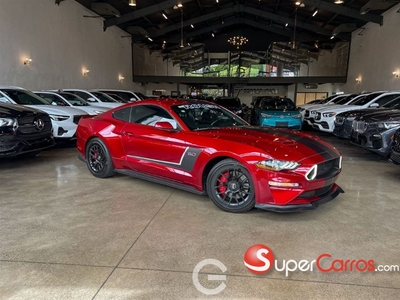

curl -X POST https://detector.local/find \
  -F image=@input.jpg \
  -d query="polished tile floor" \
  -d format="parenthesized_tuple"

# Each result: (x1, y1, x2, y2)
(1, 132, 400, 299)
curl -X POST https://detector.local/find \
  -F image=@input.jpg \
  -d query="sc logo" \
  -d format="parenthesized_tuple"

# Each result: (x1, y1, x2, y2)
(192, 259, 227, 295)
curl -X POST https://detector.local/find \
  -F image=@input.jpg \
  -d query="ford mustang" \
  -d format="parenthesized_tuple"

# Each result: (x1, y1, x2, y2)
(76, 99, 344, 213)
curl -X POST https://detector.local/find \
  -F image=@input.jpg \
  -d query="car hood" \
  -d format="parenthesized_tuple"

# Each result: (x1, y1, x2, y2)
(359, 110, 400, 122)
(25, 105, 87, 116)
(315, 105, 364, 114)
(339, 108, 391, 118)
(0, 103, 45, 117)
(74, 106, 109, 115)
(196, 126, 340, 164)
(260, 110, 300, 117)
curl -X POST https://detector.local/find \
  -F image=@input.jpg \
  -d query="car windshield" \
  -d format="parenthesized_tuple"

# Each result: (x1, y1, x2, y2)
(90, 92, 118, 103)
(135, 92, 148, 100)
(351, 92, 385, 105)
(261, 98, 296, 111)
(215, 98, 241, 107)
(58, 92, 89, 106)
(171, 103, 247, 130)
(382, 96, 400, 108)
(0, 89, 48, 105)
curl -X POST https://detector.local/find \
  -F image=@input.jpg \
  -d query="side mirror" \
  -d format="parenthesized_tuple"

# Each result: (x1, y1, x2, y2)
(87, 97, 96, 102)
(130, 98, 137, 102)
(370, 103, 379, 108)
(155, 121, 175, 130)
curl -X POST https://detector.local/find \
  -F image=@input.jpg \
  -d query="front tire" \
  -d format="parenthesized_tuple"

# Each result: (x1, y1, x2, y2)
(206, 159, 255, 213)
(86, 138, 115, 178)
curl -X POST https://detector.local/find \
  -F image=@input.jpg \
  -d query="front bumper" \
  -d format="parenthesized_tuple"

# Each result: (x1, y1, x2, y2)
(0, 134, 55, 157)
(255, 184, 344, 212)
(261, 118, 302, 130)
(312, 117, 335, 133)
(350, 127, 397, 156)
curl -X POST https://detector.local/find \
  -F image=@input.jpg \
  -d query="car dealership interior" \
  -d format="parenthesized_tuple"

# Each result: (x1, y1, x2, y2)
(1, 0, 400, 299)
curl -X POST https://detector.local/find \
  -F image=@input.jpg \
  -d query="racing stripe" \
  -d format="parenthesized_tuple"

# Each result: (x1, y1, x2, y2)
(243, 126, 337, 160)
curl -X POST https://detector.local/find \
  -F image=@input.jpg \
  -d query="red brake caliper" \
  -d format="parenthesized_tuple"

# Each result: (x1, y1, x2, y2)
(218, 171, 229, 196)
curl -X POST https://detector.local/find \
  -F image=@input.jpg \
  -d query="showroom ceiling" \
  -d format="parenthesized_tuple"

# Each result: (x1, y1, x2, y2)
(67, 0, 398, 70)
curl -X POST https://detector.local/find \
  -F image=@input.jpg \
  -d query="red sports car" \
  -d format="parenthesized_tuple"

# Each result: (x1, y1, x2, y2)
(76, 99, 344, 213)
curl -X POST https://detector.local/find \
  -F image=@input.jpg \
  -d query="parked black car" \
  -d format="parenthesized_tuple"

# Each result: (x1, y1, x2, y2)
(389, 128, 400, 164)
(0, 102, 54, 157)
(350, 109, 400, 157)
(214, 96, 244, 118)
(333, 96, 400, 139)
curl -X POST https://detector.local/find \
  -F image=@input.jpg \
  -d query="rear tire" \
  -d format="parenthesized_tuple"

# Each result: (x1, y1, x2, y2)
(206, 159, 255, 213)
(86, 138, 115, 178)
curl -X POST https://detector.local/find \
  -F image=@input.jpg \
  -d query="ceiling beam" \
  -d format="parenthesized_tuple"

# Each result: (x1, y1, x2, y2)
(148, 4, 349, 40)
(103, 0, 195, 29)
(301, 0, 383, 25)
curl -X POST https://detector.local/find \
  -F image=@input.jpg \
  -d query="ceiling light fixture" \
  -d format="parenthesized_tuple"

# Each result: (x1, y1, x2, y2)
(162, 13, 168, 19)
(180, 8, 184, 48)
(128, 0, 136, 6)
(334, 0, 344, 4)
(190, 24, 194, 28)
(212, 33, 215, 37)
(23, 58, 32, 65)
(148, 37, 153, 41)
(227, 35, 248, 49)
(312, 9, 318, 17)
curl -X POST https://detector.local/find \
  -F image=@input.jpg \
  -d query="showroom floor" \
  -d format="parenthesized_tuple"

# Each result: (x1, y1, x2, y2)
(1, 131, 400, 300)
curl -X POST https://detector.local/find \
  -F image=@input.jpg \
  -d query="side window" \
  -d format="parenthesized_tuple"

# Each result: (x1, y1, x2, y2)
(130, 105, 178, 129)
(376, 94, 400, 106)
(74, 91, 89, 100)
(113, 107, 131, 122)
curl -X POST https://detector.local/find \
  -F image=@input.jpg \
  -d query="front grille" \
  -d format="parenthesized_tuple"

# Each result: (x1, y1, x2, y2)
(275, 122, 288, 127)
(352, 120, 366, 133)
(316, 158, 341, 179)
(305, 110, 310, 118)
(18, 114, 52, 134)
(389, 151, 400, 164)
(315, 112, 321, 121)
(392, 131, 400, 152)
(298, 184, 333, 199)
(73, 115, 83, 124)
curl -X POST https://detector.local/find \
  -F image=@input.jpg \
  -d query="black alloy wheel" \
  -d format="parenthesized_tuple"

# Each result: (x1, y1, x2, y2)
(206, 159, 255, 213)
(86, 138, 115, 178)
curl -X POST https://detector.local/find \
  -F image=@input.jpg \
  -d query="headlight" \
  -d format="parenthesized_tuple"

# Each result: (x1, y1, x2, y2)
(50, 115, 69, 121)
(377, 122, 400, 129)
(292, 114, 302, 119)
(261, 113, 272, 118)
(236, 110, 242, 114)
(334, 116, 344, 124)
(256, 159, 300, 171)
(310, 111, 316, 115)
(0, 117, 17, 127)
(322, 112, 336, 118)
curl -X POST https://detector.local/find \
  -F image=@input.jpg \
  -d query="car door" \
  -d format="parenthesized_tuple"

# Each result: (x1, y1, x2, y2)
(121, 104, 192, 183)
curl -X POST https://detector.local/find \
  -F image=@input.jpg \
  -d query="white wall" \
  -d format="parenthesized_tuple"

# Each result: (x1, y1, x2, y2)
(342, 3, 400, 93)
(0, 0, 143, 92)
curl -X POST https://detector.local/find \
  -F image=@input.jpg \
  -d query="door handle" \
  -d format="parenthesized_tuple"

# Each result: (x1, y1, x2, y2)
(123, 131, 135, 137)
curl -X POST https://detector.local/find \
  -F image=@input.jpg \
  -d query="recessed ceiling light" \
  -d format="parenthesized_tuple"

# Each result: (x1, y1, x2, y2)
(129, 0, 136, 6)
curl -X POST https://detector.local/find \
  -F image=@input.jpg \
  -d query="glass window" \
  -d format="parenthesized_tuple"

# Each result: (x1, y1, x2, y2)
(90, 92, 117, 103)
(0, 89, 48, 105)
(261, 98, 296, 111)
(131, 105, 178, 129)
(375, 94, 400, 106)
(171, 103, 247, 130)
(113, 107, 131, 122)
(58, 93, 89, 106)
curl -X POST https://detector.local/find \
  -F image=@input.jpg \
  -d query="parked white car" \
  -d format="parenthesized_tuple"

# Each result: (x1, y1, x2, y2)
(92, 89, 147, 102)
(312, 91, 400, 133)
(299, 94, 351, 124)
(60, 89, 123, 108)
(33, 91, 109, 115)
(0, 86, 88, 140)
